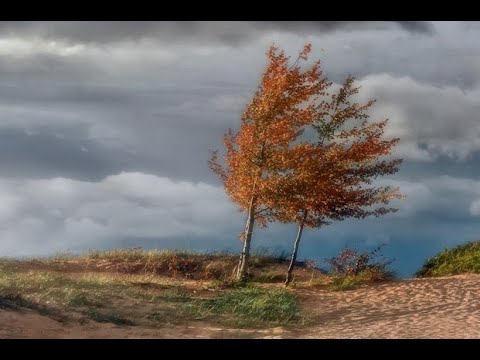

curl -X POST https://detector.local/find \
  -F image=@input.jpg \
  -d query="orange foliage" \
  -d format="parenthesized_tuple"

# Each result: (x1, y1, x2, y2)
(209, 43, 330, 231)
(272, 75, 404, 228)
(209, 43, 403, 281)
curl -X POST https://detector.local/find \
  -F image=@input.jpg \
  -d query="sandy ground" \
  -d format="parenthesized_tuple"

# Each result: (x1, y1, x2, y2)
(1, 274, 480, 339)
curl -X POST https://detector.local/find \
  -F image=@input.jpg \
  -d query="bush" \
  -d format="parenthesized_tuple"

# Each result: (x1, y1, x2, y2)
(325, 245, 394, 277)
(166, 254, 201, 278)
(325, 245, 394, 290)
(202, 260, 233, 280)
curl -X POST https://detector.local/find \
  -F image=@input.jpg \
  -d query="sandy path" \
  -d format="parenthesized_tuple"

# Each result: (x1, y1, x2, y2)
(294, 274, 480, 339)
(1, 274, 480, 338)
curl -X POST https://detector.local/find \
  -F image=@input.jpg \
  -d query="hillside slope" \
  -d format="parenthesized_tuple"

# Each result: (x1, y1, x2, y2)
(416, 241, 480, 277)
(2, 273, 480, 338)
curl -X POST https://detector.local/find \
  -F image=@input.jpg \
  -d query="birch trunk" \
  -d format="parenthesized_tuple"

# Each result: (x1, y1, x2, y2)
(285, 211, 308, 286)
(237, 195, 256, 280)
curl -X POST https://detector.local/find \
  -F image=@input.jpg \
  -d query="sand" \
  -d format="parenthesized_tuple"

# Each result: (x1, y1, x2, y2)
(1, 274, 480, 339)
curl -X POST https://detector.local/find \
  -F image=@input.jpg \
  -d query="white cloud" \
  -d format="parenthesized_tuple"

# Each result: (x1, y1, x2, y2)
(0, 172, 242, 256)
(1, 171, 480, 257)
(374, 175, 480, 220)
(469, 199, 480, 216)
(355, 74, 480, 161)
(0, 37, 86, 57)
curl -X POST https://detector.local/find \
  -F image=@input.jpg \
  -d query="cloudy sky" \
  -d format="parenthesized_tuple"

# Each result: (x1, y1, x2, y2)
(1, 21, 480, 276)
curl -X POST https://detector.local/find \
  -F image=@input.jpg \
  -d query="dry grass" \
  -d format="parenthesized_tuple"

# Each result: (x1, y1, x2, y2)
(0, 249, 309, 328)
(0, 248, 396, 331)
(0, 248, 293, 280)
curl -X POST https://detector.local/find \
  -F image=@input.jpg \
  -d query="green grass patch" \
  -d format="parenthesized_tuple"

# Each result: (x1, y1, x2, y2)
(328, 267, 394, 292)
(159, 286, 302, 326)
(416, 241, 480, 277)
(0, 267, 300, 328)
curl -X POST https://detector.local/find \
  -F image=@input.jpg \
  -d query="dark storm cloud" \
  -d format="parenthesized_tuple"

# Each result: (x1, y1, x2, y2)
(0, 25, 479, 183)
(0, 53, 108, 89)
(253, 21, 434, 35)
(0, 57, 250, 182)
(0, 128, 130, 181)
(0, 76, 132, 107)
(0, 22, 478, 185)
(0, 21, 164, 44)
(395, 21, 435, 34)
(0, 21, 433, 46)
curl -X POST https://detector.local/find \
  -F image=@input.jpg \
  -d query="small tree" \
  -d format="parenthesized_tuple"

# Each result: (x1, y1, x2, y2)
(209, 44, 330, 280)
(277, 74, 404, 286)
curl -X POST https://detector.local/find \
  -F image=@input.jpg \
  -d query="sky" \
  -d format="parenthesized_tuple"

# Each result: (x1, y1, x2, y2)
(1, 21, 480, 277)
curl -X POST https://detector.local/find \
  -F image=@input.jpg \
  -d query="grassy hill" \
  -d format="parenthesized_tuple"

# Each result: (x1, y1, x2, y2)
(0, 248, 397, 331)
(416, 241, 480, 277)
(3, 248, 479, 338)
(0, 249, 323, 329)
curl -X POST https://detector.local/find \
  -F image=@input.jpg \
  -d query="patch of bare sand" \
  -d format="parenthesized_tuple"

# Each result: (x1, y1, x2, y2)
(1, 274, 480, 338)
(0, 310, 267, 339)
(294, 273, 480, 339)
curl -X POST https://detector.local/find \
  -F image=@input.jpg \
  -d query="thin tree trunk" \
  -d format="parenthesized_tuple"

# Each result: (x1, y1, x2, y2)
(285, 211, 308, 286)
(237, 187, 256, 280)
(237, 208, 254, 281)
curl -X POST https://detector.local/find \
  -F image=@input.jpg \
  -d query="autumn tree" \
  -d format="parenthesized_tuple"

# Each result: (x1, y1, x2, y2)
(278, 75, 404, 286)
(209, 44, 330, 281)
